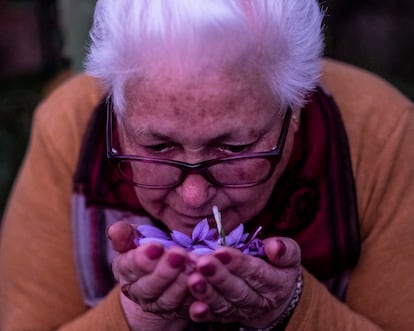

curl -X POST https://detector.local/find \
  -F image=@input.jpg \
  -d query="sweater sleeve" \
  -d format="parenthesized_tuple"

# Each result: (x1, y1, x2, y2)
(0, 76, 131, 331)
(284, 61, 414, 330)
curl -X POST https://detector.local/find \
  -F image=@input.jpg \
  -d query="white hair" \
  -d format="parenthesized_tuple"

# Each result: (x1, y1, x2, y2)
(85, 0, 324, 114)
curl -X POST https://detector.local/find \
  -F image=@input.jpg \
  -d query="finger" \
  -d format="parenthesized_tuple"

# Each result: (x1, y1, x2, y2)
(124, 270, 193, 319)
(196, 248, 301, 326)
(133, 247, 189, 300)
(187, 272, 228, 323)
(152, 271, 192, 315)
(113, 243, 164, 283)
(189, 301, 211, 322)
(190, 255, 259, 308)
(213, 247, 295, 295)
(107, 221, 137, 253)
(263, 237, 301, 268)
(188, 254, 268, 325)
(128, 247, 194, 316)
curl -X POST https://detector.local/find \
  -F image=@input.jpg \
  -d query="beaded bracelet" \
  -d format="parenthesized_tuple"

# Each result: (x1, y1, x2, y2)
(239, 273, 303, 331)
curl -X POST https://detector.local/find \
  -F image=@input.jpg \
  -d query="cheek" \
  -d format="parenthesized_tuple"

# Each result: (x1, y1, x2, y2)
(133, 187, 169, 213)
(222, 131, 295, 228)
(222, 179, 276, 225)
(225, 175, 276, 204)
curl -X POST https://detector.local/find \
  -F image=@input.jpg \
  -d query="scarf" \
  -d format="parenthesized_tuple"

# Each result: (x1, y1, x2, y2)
(72, 86, 360, 308)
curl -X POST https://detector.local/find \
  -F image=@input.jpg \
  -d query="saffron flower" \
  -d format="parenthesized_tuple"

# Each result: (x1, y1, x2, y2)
(134, 206, 265, 257)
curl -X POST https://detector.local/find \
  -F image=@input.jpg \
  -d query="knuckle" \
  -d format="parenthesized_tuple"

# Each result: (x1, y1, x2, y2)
(249, 265, 267, 285)
(229, 288, 252, 306)
(157, 296, 177, 311)
(141, 303, 155, 313)
(213, 300, 233, 315)
(258, 296, 275, 312)
(135, 282, 157, 301)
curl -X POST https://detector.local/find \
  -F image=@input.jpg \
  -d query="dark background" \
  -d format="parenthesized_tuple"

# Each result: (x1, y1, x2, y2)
(0, 0, 413, 218)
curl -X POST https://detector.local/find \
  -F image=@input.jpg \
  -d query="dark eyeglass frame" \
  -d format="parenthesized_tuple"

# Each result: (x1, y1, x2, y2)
(106, 101, 292, 189)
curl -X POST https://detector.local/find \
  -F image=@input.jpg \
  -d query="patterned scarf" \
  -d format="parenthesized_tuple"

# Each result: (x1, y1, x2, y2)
(72, 86, 360, 308)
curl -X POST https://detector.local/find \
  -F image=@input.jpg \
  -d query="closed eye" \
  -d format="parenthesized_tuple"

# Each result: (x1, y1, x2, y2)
(144, 143, 175, 154)
(217, 144, 253, 154)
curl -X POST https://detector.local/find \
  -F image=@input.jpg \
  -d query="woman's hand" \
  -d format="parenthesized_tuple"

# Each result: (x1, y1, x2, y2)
(108, 221, 193, 330)
(186, 237, 302, 328)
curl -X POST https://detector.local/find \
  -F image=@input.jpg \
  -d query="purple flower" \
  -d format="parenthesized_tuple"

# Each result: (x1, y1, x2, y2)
(170, 219, 216, 249)
(135, 207, 265, 257)
(243, 238, 266, 257)
(134, 224, 176, 248)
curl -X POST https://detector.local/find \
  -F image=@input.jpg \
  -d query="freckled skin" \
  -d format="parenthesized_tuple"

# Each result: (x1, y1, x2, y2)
(119, 72, 296, 236)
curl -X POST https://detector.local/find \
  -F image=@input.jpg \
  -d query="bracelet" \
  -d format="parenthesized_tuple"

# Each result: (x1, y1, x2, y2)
(239, 273, 303, 331)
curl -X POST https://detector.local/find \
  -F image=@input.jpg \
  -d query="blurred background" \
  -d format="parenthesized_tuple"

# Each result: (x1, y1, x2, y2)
(0, 0, 413, 218)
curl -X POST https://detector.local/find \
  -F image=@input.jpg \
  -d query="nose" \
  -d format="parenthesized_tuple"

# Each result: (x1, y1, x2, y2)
(177, 173, 216, 208)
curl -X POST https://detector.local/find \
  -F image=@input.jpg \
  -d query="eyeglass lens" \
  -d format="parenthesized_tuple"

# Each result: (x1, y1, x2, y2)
(116, 157, 273, 187)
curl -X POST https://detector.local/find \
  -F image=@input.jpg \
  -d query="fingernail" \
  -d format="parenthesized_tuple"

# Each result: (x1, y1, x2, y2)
(184, 260, 196, 275)
(215, 251, 232, 265)
(199, 263, 216, 277)
(276, 239, 287, 258)
(192, 280, 207, 294)
(145, 244, 164, 260)
(168, 252, 185, 269)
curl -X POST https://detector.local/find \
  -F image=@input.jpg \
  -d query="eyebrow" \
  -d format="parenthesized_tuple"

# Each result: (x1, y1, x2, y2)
(120, 113, 276, 145)
(121, 113, 228, 139)
(128, 124, 255, 147)
(133, 127, 169, 140)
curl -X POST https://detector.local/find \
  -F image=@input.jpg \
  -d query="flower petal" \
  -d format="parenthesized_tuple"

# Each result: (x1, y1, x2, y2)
(243, 238, 265, 257)
(171, 230, 193, 248)
(240, 233, 249, 243)
(205, 228, 218, 241)
(137, 224, 170, 239)
(136, 237, 176, 249)
(192, 219, 210, 242)
(244, 226, 263, 248)
(225, 224, 244, 246)
(192, 245, 215, 255)
(203, 239, 220, 250)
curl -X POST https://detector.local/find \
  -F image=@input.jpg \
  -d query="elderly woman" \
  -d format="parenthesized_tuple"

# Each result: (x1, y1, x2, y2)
(1, 1, 413, 330)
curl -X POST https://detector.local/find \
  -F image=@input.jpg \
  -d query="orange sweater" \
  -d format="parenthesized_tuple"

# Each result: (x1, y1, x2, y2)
(1, 60, 414, 330)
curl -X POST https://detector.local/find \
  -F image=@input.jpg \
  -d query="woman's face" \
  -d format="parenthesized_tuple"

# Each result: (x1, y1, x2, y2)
(118, 72, 295, 235)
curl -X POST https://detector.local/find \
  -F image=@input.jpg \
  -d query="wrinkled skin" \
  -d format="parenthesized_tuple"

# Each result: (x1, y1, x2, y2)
(118, 72, 295, 236)
(109, 71, 302, 329)
(109, 222, 301, 330)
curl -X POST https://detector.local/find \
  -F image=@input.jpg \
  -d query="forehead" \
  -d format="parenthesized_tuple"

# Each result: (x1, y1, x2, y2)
(121, 71, 280, 141)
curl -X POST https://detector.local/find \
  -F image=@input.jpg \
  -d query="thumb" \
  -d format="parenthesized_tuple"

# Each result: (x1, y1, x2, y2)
(107, 221, 137, 253)
(263, 237, 301, 268)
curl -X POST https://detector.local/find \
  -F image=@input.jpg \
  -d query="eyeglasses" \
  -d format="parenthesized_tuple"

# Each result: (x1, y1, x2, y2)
(106, 102, 291, 189)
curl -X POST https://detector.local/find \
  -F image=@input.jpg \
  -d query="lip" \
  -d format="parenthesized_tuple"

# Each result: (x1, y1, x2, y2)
(170, 204, 219, 219)
(169, 207, 220, 226)
(178, 212, 211, 219)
